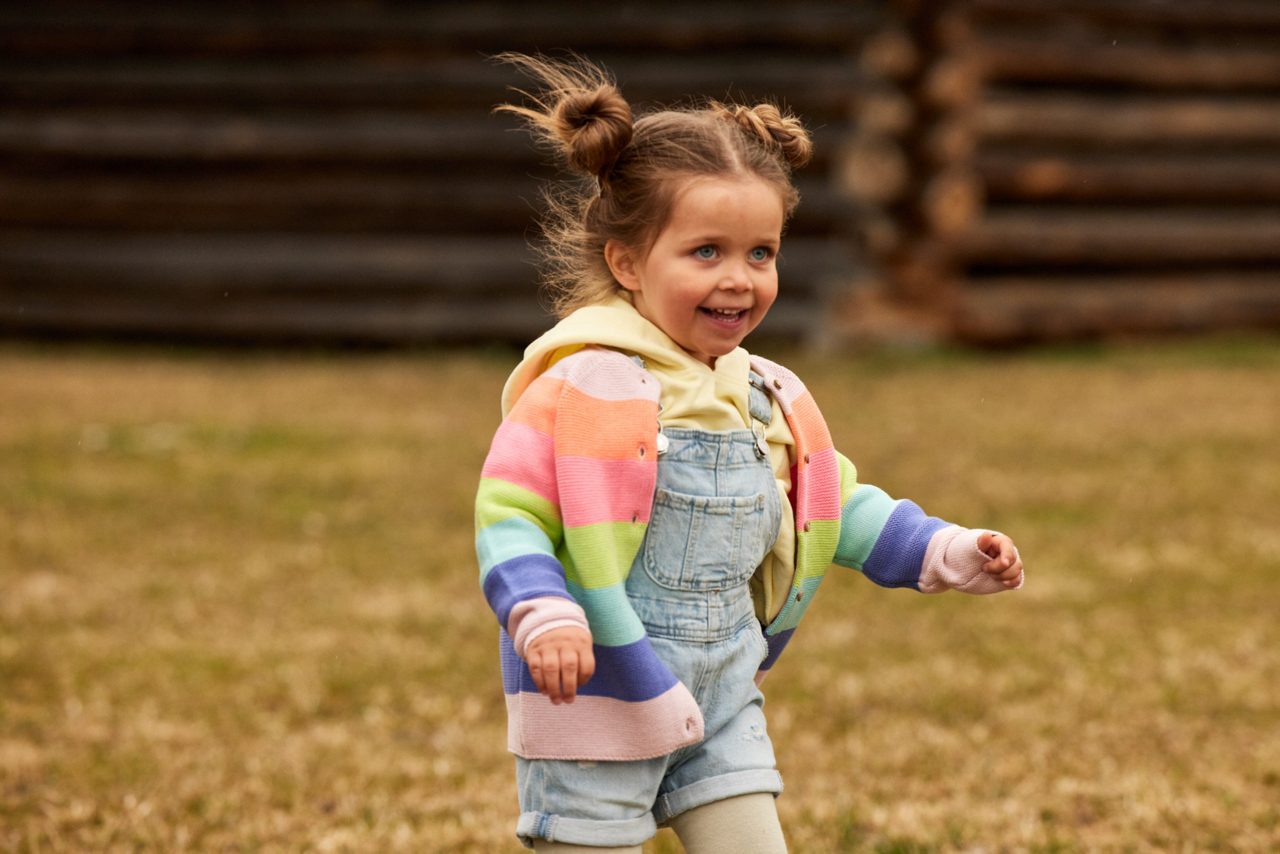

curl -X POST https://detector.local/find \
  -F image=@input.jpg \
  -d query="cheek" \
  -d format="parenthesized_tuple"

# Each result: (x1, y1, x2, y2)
(755, 278, 780, 313)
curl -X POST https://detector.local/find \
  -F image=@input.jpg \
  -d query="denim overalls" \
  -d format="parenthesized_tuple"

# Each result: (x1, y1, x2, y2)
(516, 372, 785, 849)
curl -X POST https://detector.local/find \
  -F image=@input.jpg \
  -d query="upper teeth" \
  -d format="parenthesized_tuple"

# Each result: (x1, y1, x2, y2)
(710, 309, 741, 316)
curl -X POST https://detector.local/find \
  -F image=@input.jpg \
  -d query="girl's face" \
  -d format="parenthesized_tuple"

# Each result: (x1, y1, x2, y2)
(607, 176, 785, 366)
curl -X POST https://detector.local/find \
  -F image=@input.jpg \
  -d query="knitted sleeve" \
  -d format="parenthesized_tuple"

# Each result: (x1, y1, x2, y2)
(831, 452, 1014, 594)
(475, 370, 589, 657)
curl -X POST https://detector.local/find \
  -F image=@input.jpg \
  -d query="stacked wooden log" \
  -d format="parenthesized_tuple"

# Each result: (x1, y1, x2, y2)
(0, 2, 881, 345)
(957, 0, 1280, 341)
(835, 0, 987, 343)
(845, 0, 1280, 343)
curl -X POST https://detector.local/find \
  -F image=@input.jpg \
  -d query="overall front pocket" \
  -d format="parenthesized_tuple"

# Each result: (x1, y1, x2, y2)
(642, 487, 770, 591)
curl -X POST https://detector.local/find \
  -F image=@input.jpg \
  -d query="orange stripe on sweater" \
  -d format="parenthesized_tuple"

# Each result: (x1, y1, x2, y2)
(788, 391, 833, 455)
(505, 376, 563, 434)
(556, 386, 657, 460)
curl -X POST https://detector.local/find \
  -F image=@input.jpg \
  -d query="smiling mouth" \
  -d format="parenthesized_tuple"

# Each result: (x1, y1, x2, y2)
(700, 307, 747, 322)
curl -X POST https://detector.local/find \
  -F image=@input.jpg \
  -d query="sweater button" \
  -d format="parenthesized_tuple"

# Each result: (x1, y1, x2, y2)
(796, 591, 804, 601)
(803, 453, 810, 464)
(803, 521, 811, 533)
(772, 378, 783, 390)
(638, 445, 646, 458)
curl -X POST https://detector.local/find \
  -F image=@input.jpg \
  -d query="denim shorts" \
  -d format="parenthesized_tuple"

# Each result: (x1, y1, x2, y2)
(515, 427, 784, 848)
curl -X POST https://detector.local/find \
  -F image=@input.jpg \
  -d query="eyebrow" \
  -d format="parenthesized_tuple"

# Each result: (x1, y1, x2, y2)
(685, 233, 781, 245)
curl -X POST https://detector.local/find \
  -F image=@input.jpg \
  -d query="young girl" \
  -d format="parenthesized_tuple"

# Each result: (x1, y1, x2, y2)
(477, 54, 1024, 853)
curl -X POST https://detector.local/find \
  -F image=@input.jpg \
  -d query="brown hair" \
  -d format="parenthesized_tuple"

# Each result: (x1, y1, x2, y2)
(495, 53, 812, 317)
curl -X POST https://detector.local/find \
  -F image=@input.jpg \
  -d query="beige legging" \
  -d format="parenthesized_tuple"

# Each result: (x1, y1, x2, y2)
(533, 792, 786, 853)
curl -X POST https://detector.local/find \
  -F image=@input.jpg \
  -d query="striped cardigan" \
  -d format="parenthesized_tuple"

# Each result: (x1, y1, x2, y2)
(477, 347, 1006, 761)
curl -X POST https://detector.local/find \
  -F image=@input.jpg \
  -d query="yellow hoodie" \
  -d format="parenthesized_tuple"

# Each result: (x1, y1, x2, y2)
(501, 294, 798, 623)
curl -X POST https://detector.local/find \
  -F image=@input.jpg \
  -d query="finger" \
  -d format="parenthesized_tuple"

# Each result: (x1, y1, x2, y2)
(982, 537, 1017, 571)
(528, 652, 547, 696)
(998, 559, 1023, 581)
(541, 655, 563, 704)
(579, 646, 596, 686)
(976, 531, 995, 556)
(982, 552, 1008, 574)
(560, 652, 579, 703)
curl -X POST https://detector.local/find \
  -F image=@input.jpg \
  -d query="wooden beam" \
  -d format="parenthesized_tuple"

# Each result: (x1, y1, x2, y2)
(0, 292, 554, 343)
(978, 151, 1280, 204)
(0, 113, 852, 167)
(0, 232, 854, 297)
(962, 209, 1280, 266)
(955, 273, 1280, 342)
(0, 172, 544, 232)
(0, 171, 853, 236)
(836, 135, 910, 204)
(0, 55, 870, 115)
(0, 290, 827, 344)
(0, 4, 884, 58)
(920, 169, 983, 238)
(0, 113, 529, 164)
(970, 0, 1280, 32)
(979, 93, 1280, 147)
(977, 31, 1280, 91)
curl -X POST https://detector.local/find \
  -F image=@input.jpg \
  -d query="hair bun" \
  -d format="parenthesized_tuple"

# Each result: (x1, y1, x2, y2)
(714, 102, 812, 169)
(554, 86, 633, 178)
(495, 52, 635, 180)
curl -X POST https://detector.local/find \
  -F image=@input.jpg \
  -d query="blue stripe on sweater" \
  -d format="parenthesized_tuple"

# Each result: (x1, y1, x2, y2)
(861, 500, 948, 589)
(500, 632, 679, 702)
(483, 553, 573, 628)
(759, 628, 795, 672)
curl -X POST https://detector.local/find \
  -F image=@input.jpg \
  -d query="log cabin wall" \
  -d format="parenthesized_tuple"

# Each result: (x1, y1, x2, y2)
(845, 0, 1280, 343)
(2, 2, 1278, 346)
(0, 2, 878, 345)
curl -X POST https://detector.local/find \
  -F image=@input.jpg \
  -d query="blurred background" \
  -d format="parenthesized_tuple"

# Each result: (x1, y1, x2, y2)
(2, 0, 1279, 349)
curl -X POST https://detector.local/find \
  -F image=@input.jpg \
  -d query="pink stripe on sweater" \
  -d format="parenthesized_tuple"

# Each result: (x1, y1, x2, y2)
(481, 421, 557, 504)
(796, 446, 842, 525)
(558, 456, 656, 527)
(506, 683, 705, 760)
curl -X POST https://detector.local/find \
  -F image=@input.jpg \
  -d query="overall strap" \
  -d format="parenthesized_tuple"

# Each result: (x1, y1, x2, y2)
(746, 371, 774, 426)
(747, 370, 774, 458)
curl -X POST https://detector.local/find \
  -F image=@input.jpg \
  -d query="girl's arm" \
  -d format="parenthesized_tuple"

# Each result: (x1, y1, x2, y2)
(476, 372, 594, 700)
(831, 453, 1023, 593)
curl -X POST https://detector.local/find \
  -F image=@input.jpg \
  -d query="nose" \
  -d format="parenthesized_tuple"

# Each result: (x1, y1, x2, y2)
(718, 260, 752, 292)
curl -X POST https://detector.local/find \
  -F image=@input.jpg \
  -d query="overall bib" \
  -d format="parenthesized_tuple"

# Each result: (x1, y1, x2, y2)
(516, 375, 785, 848)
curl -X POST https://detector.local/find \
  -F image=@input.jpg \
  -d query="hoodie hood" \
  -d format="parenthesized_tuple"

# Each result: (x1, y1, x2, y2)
(501, 295, 753, 428)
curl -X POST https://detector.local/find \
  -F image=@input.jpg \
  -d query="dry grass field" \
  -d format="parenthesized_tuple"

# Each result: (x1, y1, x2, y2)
(2, 337, 1278, 852)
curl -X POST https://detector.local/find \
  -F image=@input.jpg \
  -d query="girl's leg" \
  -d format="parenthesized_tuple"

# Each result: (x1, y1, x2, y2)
(533, 844, 641, 854)
(668, 793, 787, 854)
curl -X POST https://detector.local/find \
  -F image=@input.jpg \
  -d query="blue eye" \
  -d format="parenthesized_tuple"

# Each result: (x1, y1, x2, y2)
(750, 247, 772, 262)
(694, 245, 717, 260)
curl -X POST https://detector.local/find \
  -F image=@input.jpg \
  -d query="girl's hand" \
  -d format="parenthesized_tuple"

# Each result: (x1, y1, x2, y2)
(977, 531, 1023, 588)
(525, 627, 595, 705)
